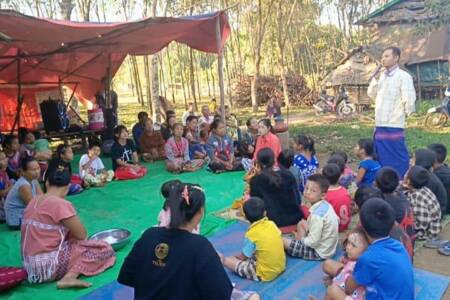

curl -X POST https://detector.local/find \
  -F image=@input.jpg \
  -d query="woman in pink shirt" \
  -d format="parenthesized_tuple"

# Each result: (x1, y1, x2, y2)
(21, 168, 115, 289)
(253, 118, 282, 161)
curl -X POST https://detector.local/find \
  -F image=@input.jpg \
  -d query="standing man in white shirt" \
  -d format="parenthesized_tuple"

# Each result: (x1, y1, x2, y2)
(368, 47, 416, 178)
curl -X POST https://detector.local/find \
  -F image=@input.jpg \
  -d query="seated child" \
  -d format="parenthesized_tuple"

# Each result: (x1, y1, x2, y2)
(428, 143, 450, 214)
(283, 174, 339, 260)
(184, 116, 207, 160)
(79, 141, 114, 187)
(323, 163, 352, 232)
(322, 227, 368, 300)
(330, 150, 356, 189)
(32, 131, 52, 170)
(293, 135, 319, 193)
(207, 119, 243, 173)
(375, 167, 415, 240)
(165, 123, 205, 173)
(111, 125, 147, 180)
(354, 186, 414, 259)
(278, 149, 304, 195)
(0, 150, 13, 222)
(3, 135, 21, 180)
(139, 118, 165, 162)
(157, 180, 200, 234)
(412, 148, 447, 216)
(403, 166, 441, 241)
(343, 198, 414, 300)
(46, 145, 83, 195)
(354, 139, 381, 187)
(220, 197, 286, 281)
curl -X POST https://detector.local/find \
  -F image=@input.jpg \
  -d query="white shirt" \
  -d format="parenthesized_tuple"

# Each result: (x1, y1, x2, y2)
(182, 111, 196, 126)
(302, 200, 339, 259)
(198, 115, 214, 125)
(79, 154, 105, 179)
(368, 66, 416, 128)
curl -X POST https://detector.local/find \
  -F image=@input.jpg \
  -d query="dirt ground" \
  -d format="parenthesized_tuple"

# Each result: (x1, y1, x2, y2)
(414, 222, 450, 299)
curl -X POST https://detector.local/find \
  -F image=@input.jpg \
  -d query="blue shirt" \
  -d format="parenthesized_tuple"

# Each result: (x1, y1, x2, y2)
(358, 159, 381, 186)
(353, 237, 414, 300)
(4, 177, 39, 226)
(132, 123, 145, 150)
(293, 154, 319, 193)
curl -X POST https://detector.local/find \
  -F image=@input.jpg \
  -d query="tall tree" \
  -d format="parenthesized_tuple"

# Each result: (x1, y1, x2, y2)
(247, 0, 276, 112)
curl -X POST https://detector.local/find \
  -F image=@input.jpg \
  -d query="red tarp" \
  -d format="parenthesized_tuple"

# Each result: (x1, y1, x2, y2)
(0, 10, 231, 130)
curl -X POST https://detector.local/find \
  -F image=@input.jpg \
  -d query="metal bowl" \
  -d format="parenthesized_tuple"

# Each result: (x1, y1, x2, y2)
(89, 228, 131, 251)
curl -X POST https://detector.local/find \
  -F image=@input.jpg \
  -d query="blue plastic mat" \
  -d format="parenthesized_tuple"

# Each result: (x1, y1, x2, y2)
(81, 222, 450, 300)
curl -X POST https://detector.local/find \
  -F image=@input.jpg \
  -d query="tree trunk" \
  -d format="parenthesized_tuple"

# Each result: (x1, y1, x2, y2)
(194, 53, 202, 105)
(189, 49, 197, 110)
(144, 56, 153, 112)
(150, 0, 161, 122)
(177, 45, 188, 108)
(59, 0, 74, 20)
(166, 47, 176, 104)
(206, 62, 211, 97)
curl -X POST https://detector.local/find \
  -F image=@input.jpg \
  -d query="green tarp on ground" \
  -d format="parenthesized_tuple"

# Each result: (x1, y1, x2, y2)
(0, 157, 244, 300)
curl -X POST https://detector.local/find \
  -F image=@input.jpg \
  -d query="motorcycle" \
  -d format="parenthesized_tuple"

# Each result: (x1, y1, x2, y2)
(313, 86, 356, 117)
(424, 87, 450, 128)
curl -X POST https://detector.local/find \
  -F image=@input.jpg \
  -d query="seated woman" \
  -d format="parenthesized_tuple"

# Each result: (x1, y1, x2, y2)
(21, 168, 115, 288)
(161, 113, 177, 141)
(139, 118, 165, 162)
(185, 116, 207, 160)
(5, 157, 43, 230)
(165, 123, 204, 173)
(118, 182, 258, 300)
(249, 148, 304, 227)
(207, 119, 243, 173)
(111, 125, 147, 180)
(46, 145, 83, 195)
(253, 118, 281, 161)
(79, 140, 114, 187)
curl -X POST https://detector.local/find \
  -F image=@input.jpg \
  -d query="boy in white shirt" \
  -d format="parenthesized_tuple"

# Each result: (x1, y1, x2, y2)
(79, 141, 114, 187)
(283, 174, 339, 260)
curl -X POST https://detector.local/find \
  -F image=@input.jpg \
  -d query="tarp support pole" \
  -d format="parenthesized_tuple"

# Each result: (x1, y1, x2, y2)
(10, 54, 23, 134)
(107, 53, 112, 109)
(216, 14, 226, 122)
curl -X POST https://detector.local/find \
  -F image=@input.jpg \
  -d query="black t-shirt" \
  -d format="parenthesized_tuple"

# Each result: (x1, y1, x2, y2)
(383, 193, 415, 240)
(118, 227, 232, 300)
(427, 172, 448, 216)
(434, 165, 450, 214)
(111, 139, 136, 171)
(250, 168, 304, 227)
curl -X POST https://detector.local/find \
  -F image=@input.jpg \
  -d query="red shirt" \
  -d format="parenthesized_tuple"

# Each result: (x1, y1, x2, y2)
(253, 132, 282, 161)
(325, 186, 351, 232)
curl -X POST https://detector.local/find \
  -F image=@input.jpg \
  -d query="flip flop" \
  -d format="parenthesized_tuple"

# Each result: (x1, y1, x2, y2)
(424, 239, 449, 249)
(438, 244, 450, 256)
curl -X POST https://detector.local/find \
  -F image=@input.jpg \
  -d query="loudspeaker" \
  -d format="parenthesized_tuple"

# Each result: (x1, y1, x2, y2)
(40, 99, 69, 133)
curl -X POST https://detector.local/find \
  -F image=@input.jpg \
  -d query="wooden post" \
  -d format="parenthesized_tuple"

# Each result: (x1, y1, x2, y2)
(10, 54, 23, 134)
(416, 64, 422, 102)
(216, 13, 226, 122)
(106, 53, 112, 108)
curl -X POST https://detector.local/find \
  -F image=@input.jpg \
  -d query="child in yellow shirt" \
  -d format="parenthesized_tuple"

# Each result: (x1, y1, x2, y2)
(220, 197, 286, 281)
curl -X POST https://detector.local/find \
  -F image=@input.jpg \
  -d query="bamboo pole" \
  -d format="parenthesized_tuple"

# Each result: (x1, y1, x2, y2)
(216, 14, 225, 122)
